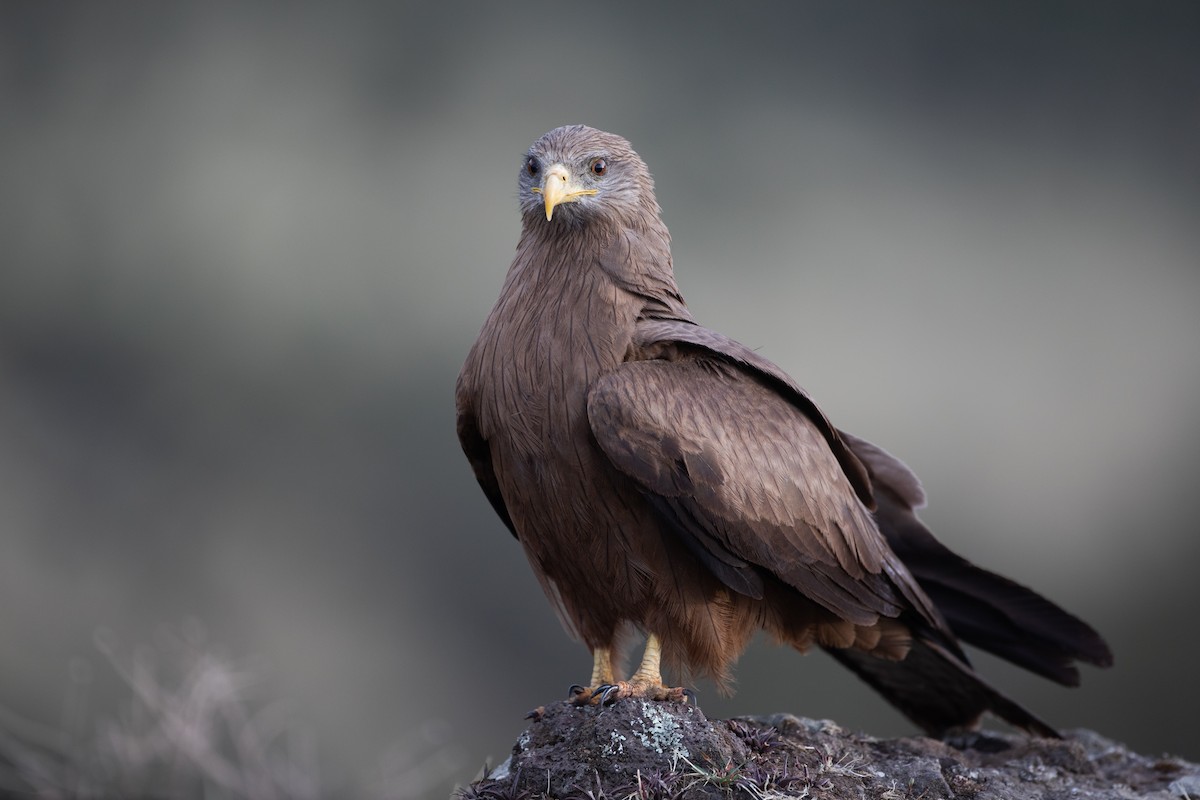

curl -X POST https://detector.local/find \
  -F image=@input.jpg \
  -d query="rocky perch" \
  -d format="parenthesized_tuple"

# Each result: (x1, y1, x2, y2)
(457, 700, 1198, 799)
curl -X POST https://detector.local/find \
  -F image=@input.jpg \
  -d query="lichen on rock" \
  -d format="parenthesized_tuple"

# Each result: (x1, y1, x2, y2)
(459, 701, 1199, 799)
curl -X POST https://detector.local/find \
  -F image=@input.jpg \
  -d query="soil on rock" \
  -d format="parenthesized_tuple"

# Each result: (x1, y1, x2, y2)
(457, 700, 1197, 799)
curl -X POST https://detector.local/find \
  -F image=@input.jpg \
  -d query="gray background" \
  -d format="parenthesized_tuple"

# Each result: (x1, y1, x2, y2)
(2, 2, 1198, 798)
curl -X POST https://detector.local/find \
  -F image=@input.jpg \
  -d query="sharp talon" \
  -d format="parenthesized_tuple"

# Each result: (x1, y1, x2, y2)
(589, 684, 614, 701)
(569, 684, 586, 697)
(599, 685, 622, 706)
(683, 688, 699, 707)
(524, 705, 545, 721)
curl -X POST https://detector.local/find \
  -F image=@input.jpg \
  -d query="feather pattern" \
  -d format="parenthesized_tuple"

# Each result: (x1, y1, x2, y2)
(456, 125, 1111, 735)
(842, 431, 1114, 683)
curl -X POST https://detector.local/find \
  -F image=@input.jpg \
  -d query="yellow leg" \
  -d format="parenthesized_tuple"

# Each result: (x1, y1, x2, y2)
(572, 634, 687, 705)
(590, 646, 618, 687)
(629, 633, 664, 686)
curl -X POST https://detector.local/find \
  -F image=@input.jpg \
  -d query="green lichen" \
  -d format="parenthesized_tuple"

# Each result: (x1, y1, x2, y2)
(630, 700, 690, 761)
(600, 729, 627, 758)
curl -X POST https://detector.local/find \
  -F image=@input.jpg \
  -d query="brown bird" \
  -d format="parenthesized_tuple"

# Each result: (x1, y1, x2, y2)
(456, 125, 1112, 737)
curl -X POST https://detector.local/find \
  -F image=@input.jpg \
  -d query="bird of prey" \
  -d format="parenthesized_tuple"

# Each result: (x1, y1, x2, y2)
(456, 125, 1112, 736)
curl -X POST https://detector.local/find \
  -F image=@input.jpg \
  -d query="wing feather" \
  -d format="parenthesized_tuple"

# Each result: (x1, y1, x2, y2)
(455, 383, 518, 539)
(842, 430, 1114, 682)
(588, 356, 913, 626)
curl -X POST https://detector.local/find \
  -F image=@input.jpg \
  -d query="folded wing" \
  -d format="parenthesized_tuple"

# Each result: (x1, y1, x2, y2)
(842, 431, 1115, 684)
(587, 354, 932, 629)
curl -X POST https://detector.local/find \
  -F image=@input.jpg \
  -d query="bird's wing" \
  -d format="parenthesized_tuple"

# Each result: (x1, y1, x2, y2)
(634, 318, 876, 508)
(588, 323, 936, 627)
(455, 387, 518, 540)
(840, 430, 1114, 682)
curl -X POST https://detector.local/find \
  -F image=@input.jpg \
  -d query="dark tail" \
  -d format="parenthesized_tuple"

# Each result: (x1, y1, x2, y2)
(832, 431, 1113, 735)
(872, 486, 1113, 684)
(825, 632, 1061, 738)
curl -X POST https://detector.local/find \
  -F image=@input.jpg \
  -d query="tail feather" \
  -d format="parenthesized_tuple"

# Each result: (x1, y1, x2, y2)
(831, 431, 1113, 736)
(825, 633, 1060, 738)
(873, 487, 1114, 682)
(840, 430, 1113, 682)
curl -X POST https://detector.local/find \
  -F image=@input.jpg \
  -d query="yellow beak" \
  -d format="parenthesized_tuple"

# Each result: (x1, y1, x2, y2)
(532, 164, 597, 220)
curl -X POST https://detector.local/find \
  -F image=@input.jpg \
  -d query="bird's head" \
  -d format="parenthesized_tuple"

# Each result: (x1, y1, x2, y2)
(518, 125, 658, 229)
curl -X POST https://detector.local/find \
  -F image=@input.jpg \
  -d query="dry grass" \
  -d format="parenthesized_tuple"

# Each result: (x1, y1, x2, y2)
(0, 621, 463, 799)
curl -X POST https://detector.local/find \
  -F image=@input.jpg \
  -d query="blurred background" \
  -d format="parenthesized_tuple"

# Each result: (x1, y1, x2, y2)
(2, 2, 1198, 797)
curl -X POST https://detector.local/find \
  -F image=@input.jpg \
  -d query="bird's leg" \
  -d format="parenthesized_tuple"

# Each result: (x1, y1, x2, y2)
(591, 646, 618, 687)
(569, 647, 619, 703)
(572, 635, 689, 705)
(629, 632, 664, 686)
(624, 634, 688, 701)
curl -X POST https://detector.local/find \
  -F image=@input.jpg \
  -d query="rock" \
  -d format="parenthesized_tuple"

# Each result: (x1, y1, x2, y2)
(456, 701, 1199, 799)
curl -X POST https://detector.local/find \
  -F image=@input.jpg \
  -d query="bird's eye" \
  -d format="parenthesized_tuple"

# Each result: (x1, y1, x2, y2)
(526, 157, 539, 176)
(590, 158, 607, 176)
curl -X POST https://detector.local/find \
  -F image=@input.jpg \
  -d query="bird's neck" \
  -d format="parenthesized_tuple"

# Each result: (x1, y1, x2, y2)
(464, 216, 691, 447)
(511, 216, 689, 323)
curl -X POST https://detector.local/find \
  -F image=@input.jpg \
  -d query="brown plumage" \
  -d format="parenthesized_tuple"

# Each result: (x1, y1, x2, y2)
(456, 125, 1112, 736)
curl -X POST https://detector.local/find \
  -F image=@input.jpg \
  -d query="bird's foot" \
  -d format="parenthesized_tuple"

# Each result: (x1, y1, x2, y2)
(568, 635, 695, 707)
(568, 680, 692, 706)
